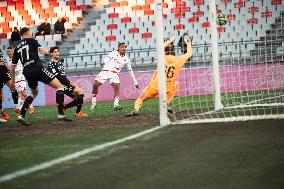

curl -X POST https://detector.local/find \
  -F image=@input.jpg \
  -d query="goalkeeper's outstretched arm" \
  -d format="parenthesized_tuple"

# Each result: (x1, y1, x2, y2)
(180, 37, 192, 60)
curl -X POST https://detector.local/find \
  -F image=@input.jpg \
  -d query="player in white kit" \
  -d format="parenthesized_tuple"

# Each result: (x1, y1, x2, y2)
(6, 47, 35, 114)
(90, 42, 139, 111)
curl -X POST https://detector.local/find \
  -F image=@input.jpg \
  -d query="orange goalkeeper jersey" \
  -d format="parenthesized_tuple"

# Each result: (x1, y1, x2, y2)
(149, 45, 192, 90)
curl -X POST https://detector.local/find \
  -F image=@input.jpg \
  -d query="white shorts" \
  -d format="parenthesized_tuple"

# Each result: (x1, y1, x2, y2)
(15, 80, 27, 92)
(95, 71, 120, 84)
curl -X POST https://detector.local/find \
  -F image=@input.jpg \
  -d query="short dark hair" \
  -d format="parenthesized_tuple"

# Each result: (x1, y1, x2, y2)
(20, 27, 30, 36)
(50, 46, 59, 54)
(118, 42, 126, 48)
(7, 46, 13, 50)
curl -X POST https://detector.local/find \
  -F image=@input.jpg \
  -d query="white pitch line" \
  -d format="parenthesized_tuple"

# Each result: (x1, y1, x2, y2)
(0, 125, 167, 183)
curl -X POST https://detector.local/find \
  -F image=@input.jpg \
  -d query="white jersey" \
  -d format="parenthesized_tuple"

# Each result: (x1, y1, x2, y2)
(6, 57, 25, 81)
(101, 50, 138, 85)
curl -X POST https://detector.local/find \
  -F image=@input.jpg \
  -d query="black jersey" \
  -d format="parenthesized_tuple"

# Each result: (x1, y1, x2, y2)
(12, 38, 41, 68)
(47, 59, 70, 86)
(0, 49, 4, 63)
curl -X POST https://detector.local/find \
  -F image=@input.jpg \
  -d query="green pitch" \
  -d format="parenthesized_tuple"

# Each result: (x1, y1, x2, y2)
(0, 96, 284, 189)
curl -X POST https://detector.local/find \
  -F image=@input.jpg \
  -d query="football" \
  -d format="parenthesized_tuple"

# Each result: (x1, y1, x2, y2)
(216, 13, 228, 26)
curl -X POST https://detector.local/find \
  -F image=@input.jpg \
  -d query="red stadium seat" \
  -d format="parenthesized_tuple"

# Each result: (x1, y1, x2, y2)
(121, 17, 131, 24)
(132, 5, 142, 11)
(194, 0, 204, 6)
(175, 13, 185, 19)
(262, 11, 272, 19)
(109, 13, 119, 18)
(227, 14, 236, 21)
(129, 27, 139, 34)
(120, 1, 128, 6)
(162, 3, 169, 8)
(217, 27, 225, 33)
(145, 0, 154, 3)
(221, 0, 232, 3)
(144, 10, 154, 15)
(107, 24, 117, 30)
(79, 5, 89, 11)
(235, 1, 245, 9)
(202, 22, 210, 28)
(272, 0, 282, 6)
(111, 2, 120, 8)
(142, 4, 150, 10)
(0, 33, 7, 39)
(106, 35, 116, 42)
(142, 32, 152, 39)
(194, 10, 204, 17)
(188, 16, 199, 23)
(247, 18, 258, 25)
(175, 24, 185, 30)
(249, 6, 259, 13)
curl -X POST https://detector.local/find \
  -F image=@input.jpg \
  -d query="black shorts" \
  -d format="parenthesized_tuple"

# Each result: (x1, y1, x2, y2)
(0, 65, 11, 89)
(23, 64, 56, 89)
(64, 85, 75, 98)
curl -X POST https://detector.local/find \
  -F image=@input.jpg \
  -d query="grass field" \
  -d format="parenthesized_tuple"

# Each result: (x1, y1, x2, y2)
(0, 98, 284, 189)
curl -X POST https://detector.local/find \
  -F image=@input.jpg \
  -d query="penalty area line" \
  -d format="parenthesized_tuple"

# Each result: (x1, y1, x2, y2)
(0, 125, 167, 183)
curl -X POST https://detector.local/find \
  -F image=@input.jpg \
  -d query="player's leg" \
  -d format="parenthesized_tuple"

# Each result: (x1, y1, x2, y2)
(110, 73, 122, 111)
(47, 78, 72, 122)
(91, 80, 102, 110)
(72, 86, 87, 116)
(126, 86, 158, 116)
(63, 86, 77, 110)
(135, 86, 157, 112)
(64, 86, 87, 117)
(5, 79, 20, 114)
(166, 81, 179, 114)
(17, 87, 38, 126)
(17, 81, 35, 115)
(0, 87, 10, 121)
(111, 82, 122, 111)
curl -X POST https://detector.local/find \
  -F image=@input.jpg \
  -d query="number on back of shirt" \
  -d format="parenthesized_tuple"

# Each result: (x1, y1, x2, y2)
(17, 44, 29, 62)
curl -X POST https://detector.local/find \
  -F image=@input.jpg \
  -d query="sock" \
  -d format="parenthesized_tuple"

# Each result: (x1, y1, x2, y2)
(0, 95, 2, 111)
(11, 91, 18, 107)
(91, 95, 96, 107)
(114, 96, 119, 107)
(21, 96, 34, 117)
(64, 99, 77, 110)
(76, 94, 84, 113)
(18, 94, 23, 109)
(56, 89, 64, 115)
(134, 97, 143, 112)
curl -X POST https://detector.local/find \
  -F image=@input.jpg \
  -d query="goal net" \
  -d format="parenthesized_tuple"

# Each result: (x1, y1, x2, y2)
(154, 0, 284, 124)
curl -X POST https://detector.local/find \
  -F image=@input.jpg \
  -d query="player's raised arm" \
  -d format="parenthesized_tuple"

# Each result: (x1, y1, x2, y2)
(126, 61, 139, 89)
(179, 36, 192, 61)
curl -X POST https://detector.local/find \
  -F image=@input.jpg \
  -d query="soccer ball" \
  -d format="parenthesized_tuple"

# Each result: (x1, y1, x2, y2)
(216, 13, 227, 26)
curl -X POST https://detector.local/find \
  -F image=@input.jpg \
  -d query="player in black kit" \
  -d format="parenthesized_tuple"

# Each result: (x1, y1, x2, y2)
(0, 49, 19, 123)
(48, 47, 88, 117)
(10, 27, 72, 125)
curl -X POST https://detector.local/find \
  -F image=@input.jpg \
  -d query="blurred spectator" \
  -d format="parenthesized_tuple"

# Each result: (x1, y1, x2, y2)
(54, 17, 66, 34)
(178, 32, 189, 54)
(36, 18, 51, 36)
(10, 27, 21, 46)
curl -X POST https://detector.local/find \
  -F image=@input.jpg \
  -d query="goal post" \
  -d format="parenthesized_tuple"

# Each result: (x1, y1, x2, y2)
(209, 0, 223, 111)
(153, 0, 284, 124)
(155, 0, 170, 126)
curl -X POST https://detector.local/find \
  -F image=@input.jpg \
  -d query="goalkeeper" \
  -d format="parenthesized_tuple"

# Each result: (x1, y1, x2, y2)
(126, 35, 192, 116)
